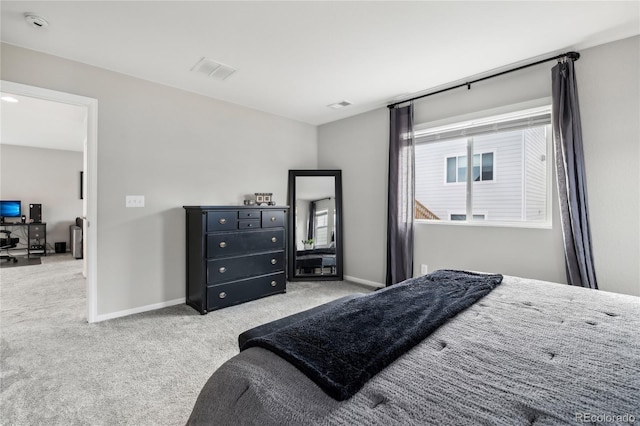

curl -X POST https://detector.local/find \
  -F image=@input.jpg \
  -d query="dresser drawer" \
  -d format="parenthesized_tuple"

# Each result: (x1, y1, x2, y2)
(238, 210, 261, 219)
(207, 251, 285, 284)
(238, 219, 260, 229)
(262, 210, 286, 228)
(207, 273, 286, 311)
(207, 211, 238, 232)
(207, 229, 285, 258)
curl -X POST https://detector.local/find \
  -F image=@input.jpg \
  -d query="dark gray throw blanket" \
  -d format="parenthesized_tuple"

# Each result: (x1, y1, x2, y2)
(241, 269, 503, 401)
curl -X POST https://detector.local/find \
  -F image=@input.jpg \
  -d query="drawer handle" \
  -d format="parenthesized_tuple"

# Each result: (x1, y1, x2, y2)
(219, 292, 227, 299)
(271, 237, 277, 243)
(219, 242, 227, 248)
(271, 259, 277, 265)
(219, 267, 227, 273)
(270, 217, 277, 222)
(219, 218, 227, 224)
(247, 223, 253, 227)
(271, 280, 277, 287)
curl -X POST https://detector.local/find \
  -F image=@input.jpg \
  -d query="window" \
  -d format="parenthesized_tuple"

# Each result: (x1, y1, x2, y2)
(414, 105, 552, 227)
(446, 152, 494, 183)
(315, 210, 329, 245)
(450, 214, 486, 221)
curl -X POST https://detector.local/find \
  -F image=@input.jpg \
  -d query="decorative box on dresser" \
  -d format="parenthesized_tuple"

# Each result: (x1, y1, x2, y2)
(183, 206, 289, 314)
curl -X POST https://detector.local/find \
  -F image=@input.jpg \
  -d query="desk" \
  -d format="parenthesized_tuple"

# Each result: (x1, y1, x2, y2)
(0, 222, 47, 257)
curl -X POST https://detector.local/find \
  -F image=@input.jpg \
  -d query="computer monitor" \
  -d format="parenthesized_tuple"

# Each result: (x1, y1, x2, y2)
(0, 200, 21, 222)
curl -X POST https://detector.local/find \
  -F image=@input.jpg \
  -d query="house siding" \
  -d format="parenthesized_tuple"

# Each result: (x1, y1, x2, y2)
(415, 137, 467, 220)
(524, 127, 548, 221)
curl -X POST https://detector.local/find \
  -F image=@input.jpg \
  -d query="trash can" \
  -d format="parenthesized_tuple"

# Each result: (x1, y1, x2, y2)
(69, 225, 83, 259)
(55, 242, 66, 253)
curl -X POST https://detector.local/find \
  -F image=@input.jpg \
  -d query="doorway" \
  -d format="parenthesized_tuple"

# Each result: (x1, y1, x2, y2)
(1, 80, 98, 322)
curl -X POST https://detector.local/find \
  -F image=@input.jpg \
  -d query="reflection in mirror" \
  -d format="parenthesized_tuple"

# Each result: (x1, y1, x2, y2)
(288, 170, 343, 281)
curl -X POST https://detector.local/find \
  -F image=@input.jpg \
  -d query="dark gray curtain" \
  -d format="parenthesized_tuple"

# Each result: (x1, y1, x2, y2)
(386, 104, 415, 286)
(552, 59, 598, 289)
(307, 201, 316, 241)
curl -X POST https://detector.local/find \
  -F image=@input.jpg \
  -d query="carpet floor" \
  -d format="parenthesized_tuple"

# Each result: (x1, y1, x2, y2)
(0, 259, 372, 425)
(0, 256, 41, 268)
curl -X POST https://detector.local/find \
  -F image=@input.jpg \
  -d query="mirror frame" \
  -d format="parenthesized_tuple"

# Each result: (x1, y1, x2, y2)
(287, 169, 343, 281)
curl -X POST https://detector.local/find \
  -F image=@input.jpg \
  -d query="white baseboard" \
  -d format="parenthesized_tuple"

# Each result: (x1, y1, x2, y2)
(92, 277, 383, 322)
(344, 275, 385, 289)
(94, 298, 185, 322)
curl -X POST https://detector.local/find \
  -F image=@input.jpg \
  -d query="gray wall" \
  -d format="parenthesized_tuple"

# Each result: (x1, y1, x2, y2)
(318, 109, 390, 286)
(1, 43, 317, 316)
(578, 36, 639, 297)
(319, 36, 639, 296)
(0, 144, 83, 249)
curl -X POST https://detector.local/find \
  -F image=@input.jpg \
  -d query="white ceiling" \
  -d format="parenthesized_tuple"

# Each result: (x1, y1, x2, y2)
(1, 92, 87, 152)
(1, 1, 638, 144)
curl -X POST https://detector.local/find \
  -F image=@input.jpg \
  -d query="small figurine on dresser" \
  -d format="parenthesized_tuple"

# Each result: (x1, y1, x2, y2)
(245, 193, 275, 206)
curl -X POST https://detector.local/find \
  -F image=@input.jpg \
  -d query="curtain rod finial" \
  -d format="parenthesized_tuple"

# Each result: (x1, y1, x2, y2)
(567, 51, 580, 61)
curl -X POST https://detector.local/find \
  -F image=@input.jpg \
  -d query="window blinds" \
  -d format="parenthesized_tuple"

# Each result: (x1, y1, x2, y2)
(415, 110, 551, 144)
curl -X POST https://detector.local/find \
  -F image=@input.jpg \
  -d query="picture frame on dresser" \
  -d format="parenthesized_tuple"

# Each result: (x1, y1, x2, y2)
(183, 205, 289, 314)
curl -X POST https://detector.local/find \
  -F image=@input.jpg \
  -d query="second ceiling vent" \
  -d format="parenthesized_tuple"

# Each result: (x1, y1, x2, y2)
(191, 58, 237, 81)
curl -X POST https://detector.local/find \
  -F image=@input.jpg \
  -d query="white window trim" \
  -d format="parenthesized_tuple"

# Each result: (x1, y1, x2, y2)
(414, 97, 552, 135)
(418, 219, 552, 229)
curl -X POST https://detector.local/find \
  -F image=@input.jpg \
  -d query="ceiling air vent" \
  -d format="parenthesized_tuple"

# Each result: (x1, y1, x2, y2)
(327, 100, 353, 109)
(191, 58, 237, 81)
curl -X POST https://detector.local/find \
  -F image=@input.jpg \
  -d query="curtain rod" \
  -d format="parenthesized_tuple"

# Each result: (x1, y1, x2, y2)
(387, 51, 580, 109)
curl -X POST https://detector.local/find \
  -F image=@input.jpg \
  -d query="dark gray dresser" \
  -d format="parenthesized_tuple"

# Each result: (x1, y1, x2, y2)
(183, 205, 288, 314)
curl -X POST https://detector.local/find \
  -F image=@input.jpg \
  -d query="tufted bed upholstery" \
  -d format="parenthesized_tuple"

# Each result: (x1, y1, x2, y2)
(188, 275, 640, 425)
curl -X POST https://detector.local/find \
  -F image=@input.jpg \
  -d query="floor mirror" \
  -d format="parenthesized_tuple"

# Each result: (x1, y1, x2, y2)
(288, 170, 343, 281)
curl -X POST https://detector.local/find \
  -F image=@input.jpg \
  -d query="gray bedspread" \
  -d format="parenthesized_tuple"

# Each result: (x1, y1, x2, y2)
(188, 276, 640, 425)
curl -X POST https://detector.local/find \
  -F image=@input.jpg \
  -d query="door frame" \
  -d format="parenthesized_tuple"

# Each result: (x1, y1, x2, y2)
(1, 80, 99, 323)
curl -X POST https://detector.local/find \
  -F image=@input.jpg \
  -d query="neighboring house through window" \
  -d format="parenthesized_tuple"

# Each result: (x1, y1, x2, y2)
(450, 213, 486, 221)
(414, 104, 552, 227)
(446, 152, 494, 183)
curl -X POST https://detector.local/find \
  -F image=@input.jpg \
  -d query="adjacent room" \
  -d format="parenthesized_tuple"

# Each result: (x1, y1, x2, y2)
(0, 94, 86, 265)
(1, 1, 638, 425)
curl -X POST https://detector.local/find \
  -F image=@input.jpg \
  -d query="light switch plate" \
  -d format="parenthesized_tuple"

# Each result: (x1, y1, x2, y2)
(125, 195, 145, 208)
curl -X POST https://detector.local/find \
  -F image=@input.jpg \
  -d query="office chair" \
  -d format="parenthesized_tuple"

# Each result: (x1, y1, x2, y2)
(0, 230, 19, 263)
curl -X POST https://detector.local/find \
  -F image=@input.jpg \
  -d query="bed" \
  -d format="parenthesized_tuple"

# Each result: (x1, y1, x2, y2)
(188, 271, 640, 425)
(295, 248, 336, 275)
